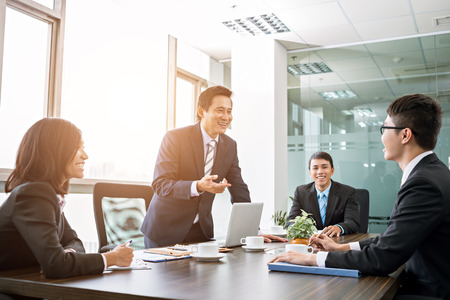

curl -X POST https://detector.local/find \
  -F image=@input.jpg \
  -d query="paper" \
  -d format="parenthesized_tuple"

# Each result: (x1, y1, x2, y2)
(106, 259, 152, 271)
(268, 262, 361, 277)
(140, 253, 191, 262)
(145, 247, 192, 256)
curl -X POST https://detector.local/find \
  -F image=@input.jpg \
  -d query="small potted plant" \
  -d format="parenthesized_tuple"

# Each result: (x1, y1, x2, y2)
(286, 209, 317, 245)
(271, 210, 288, 228)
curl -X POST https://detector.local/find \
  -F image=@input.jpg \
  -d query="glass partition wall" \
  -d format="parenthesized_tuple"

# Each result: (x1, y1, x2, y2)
(287, 33, 450, 233)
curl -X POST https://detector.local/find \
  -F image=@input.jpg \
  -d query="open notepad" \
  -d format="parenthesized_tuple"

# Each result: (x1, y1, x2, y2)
(268, 262, 361, 277)
(140, 248, 191, 262)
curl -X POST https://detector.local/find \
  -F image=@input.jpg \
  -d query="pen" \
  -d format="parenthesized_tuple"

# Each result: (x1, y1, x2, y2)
(125, 240, 133, 247)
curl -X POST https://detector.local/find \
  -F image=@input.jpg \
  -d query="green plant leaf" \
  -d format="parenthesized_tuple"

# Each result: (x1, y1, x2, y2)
(286, 209, 317, 240)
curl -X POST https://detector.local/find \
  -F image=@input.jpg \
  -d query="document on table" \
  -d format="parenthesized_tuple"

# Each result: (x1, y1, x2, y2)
(268, 262, 361, 277)
(106, 258, 152, 271)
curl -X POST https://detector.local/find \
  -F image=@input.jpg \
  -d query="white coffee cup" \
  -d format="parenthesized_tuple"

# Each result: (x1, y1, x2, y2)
(285, 244, 313, 254)
(240, 236, 264, 248)
(191, 243, 219, 257)
(270, 225, 284, 234)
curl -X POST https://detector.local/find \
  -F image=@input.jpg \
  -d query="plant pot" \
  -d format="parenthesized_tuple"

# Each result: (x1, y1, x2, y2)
(290, 238, 309, 245)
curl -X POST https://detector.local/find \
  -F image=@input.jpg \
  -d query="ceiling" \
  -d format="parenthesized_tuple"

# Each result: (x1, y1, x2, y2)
(127, 0, 450, 60)
(126, 0, 450, 131)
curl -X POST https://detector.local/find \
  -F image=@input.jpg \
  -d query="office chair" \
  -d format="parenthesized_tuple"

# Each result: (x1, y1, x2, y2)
(355, 188, 370, 233)
(93, 182, 153, 252)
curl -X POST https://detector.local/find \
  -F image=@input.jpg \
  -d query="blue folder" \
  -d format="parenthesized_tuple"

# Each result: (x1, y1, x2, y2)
(268, 262, 361, 277)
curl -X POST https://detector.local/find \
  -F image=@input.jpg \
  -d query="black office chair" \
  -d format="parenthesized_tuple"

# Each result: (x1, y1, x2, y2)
(355, 188, 370, 233)
(93, 182, 153, 252)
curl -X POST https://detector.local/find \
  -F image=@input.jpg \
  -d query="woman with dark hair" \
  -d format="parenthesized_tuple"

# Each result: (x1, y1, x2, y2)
(0, 118, 133, 278)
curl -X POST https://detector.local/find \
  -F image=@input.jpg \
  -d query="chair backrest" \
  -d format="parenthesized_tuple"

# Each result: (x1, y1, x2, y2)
(93, 182, 153, 252)
(355, 188, 370, 233)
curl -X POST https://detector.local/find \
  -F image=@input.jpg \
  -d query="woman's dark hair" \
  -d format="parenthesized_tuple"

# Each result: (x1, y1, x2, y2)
(308, 151, 334, 169)
(5, 118, 82, 194)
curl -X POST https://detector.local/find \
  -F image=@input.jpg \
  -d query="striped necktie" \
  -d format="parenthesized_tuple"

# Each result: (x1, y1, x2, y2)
(319, 193, 327, 225)
(204, 140, 216, 176)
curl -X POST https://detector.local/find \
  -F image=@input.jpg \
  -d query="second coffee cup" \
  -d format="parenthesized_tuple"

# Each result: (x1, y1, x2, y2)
(285, 244, 313, 254)
(191, 243, 219, 257)
(240, 236, 264, 248)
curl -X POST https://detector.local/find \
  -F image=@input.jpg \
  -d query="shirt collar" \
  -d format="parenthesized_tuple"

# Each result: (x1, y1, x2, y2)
(401, 151, 433, 186)
(315, 181, 332, 199)
(57, 194, 66, 213)
(200, 123, 219, 146)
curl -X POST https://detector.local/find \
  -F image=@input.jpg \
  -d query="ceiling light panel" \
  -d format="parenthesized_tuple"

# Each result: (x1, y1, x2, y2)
(319, 90, 357, 100)
(223, 13, 290, 36)
(287, 62, 332, 76)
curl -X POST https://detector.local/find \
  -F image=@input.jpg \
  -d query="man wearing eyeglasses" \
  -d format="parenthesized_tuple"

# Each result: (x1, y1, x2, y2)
(270, 94, 450, 299)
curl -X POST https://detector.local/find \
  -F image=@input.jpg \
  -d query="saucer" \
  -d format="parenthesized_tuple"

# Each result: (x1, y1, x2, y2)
(191, 253, 227, 261)
(242, 246, 267, 252)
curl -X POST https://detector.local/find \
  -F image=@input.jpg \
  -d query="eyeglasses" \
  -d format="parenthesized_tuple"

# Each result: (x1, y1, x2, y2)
(380, 126, 416, 135)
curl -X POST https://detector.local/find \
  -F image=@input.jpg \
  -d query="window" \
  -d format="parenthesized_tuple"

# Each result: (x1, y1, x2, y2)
(0, 7, 49, 169)
(61, 0, 168, 182)
(0, 0, 65, 176)
(287, 33, 450, 233)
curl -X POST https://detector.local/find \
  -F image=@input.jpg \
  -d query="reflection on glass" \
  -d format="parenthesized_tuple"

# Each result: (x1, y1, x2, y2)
(175, 77, 195, 128)
(287, 33, 450, 233)
(0, 8, 49, 169)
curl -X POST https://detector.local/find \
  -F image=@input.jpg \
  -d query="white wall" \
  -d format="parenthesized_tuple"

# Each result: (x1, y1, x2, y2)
(231, 37, 287, 230)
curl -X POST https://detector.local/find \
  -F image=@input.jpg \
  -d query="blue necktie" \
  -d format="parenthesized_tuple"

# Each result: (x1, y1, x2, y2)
(319, 193, 327, 225)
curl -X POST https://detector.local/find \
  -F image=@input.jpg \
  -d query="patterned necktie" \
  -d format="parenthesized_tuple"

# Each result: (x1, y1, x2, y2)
(204, 140, 216, 176)
(319, 193, 327, 225)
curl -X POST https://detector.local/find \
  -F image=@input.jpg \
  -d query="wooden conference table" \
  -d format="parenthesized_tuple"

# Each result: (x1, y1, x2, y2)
(0, 233, 403, 300)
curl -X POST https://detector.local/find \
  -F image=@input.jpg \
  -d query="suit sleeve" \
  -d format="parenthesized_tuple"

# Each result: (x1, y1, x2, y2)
(152, 131, 193, 200)
(226, 142, 250, 203)
(326, 175, 444, 275)
(336, 188, 360, 234)
(12, 184, 104, 278)
(287, 187, 303, 223)
(60, 214, 86, 253)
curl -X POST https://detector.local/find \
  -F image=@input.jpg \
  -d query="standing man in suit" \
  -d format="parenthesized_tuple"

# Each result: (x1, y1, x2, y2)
(141, 86, 285, 248)
(270, 94, 450, 299)
(288, 151, 360, 237)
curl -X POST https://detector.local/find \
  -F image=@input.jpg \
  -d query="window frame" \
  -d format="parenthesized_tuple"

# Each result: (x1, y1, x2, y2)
(0, 0, 66, 182)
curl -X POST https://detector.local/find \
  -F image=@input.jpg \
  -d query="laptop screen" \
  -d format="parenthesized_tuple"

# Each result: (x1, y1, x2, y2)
(218, 202, 264, 247)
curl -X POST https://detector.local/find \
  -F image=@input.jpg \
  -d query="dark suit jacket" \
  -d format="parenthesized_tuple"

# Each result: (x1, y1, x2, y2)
(325, 153, 450, 298)
(140, 123, 251, 246)
(0, 182, 104, 278)
(288, 180, 360, 234)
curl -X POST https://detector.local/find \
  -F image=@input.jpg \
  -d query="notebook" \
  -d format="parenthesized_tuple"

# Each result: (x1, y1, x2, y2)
(268, 262, 361, 277)
(214, 202, 264, 247)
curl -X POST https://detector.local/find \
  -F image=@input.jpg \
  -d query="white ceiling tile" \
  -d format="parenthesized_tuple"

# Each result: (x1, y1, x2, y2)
(411, 0, 450, 13)
(339, 0, 411, 23)
(314, 45, 368, 61)
(366, 38, 421, 54)
(354, 16, 417, 40)
(326, 56, 377, 71)
(296, 24, 361, 46)
(263, 0, 335, 10)
(338, 68, 384, 82)
(276, 2, 348, 31)
(415, 10, 450, 33)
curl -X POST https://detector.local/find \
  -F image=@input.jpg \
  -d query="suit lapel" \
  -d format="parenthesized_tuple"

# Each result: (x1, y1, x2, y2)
(308, 184, 323, 228)
(190, 123, 205, 179)
(325, 181, 339, 226)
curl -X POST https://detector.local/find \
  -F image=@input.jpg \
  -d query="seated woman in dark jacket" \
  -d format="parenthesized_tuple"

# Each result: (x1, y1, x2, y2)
(0, 118, 133, 278)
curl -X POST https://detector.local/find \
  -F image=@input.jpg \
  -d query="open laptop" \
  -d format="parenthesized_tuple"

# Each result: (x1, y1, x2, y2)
(214, 202, 264, 247)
